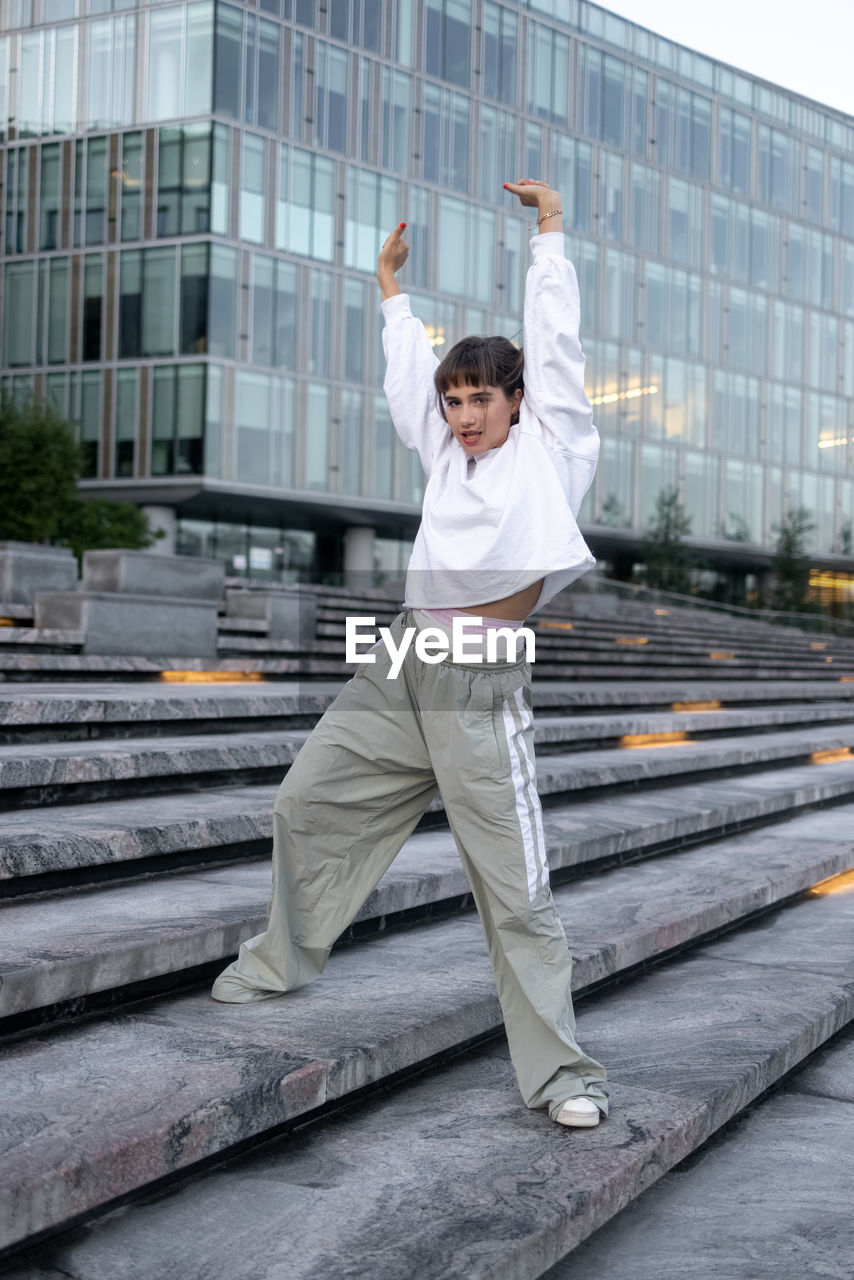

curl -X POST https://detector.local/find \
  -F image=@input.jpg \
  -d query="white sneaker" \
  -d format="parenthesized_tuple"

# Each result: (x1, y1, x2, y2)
(555, 1097, 601, 1127)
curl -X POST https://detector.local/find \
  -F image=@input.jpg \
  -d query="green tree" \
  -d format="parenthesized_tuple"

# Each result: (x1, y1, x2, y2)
(769, 505, 815, 613)
(641, 486, 694, 594)
(57, 498, 154, 562)
(0, 395, 80, 542)
(0, 395, 153, 558)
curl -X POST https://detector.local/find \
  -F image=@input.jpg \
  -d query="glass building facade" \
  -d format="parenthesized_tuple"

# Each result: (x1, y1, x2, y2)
(1, 0, 853, 596)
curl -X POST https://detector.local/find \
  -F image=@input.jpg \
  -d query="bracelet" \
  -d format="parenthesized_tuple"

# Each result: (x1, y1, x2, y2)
(528, 208, 563, 231)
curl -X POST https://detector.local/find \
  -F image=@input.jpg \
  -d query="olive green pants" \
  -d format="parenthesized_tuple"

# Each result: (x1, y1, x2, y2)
(212, 610, 609, 1120)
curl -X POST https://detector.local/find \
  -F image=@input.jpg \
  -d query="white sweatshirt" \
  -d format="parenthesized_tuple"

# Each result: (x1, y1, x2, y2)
(381, 231, 600, 617)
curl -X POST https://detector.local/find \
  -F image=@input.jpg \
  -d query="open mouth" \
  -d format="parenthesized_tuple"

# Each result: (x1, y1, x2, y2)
(461, 431, 482, 444)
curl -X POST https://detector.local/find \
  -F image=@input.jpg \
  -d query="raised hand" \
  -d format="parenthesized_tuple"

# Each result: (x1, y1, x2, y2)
(503, 180, 563, 234)
(378, 223, 409, 277)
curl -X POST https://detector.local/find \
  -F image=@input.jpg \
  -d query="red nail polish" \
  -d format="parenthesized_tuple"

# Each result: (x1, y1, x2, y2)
(399, 222, 406, 229)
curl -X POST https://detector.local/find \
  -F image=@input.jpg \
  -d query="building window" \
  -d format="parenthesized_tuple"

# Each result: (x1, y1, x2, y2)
(758, 125, 799, 215)
(345, 167, 399, 273)
(329, 0, 383, 53)
(276, 144, 335, 260)
(829, 156, 854, 237)
(380, 66, 412, 175)
(422, 84, 469, 191)
(208, 246, 238, 358)
(425, 0, 471, 88)
(149, 1, 213, 123)
(337, 388, 365, 494)
(526, 20, 569, 124)
(19, 24, 77, 137)
(549, 134, 591, 233)
(82, 255, 104, 362)
(120, 132, 144, 243)
(251, 255, 298, 369)
(314, 41, 349, 153)
(180, 243, 209, 355)
(3, 262, 35, 367)
(240, 133, 267, 244)
(115, 368, 137, 477)
(438, 197, 494, 303)
(157, 126, 212, 237)
(599, 151, 623, 242)
(305, 382, 330, 489)
(482, 2, 516, 105)
(308, 268, 333, 376)
(86, 15, 135, 130)
(667, 176, 703, 267)
(718, 106, 751, 196)
(5, 147, 28, 254)
(151, 365, 205, 475)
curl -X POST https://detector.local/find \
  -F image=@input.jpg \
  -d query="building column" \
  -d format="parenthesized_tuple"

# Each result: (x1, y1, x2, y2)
(344, 525, 376, 589)
(141, 506, 177, 556)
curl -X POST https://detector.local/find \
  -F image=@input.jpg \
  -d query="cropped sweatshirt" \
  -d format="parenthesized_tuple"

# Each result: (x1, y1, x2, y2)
(380, 231, 600, 617)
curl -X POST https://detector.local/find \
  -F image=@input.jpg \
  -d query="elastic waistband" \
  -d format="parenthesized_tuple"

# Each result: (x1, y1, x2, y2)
(404, 609, 531, 670)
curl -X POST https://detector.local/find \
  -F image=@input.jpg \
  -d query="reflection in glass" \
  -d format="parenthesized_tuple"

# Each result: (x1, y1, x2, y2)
(82, 256, 103, 362)
(3, 263, 35, 367)
(209, 246, 238, 358)
(181, 244, 209, 355)
(277, 145, 335, 260)
(115, 368, 136, 477)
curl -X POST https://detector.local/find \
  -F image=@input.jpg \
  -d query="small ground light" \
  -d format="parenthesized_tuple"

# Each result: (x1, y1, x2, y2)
(808, 867, 854, 896)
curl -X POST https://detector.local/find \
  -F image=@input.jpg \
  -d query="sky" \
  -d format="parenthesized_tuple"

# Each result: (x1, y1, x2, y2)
(598, 0, 854, 118)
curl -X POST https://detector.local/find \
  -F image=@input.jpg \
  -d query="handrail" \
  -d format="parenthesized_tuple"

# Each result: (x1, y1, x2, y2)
(582, 576, 854, 637)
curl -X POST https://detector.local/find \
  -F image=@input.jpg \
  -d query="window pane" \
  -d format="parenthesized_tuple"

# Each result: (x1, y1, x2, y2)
(142, 247, 176, 357)
(181, 243, 209, 354)
(47, 259, 69, 364)
(148, 8, 183, 121)
(3, 263, 35, 366)
(82, 256, 103, 361)
(209, 245, 238, 357)
(240, 134, 266, 243)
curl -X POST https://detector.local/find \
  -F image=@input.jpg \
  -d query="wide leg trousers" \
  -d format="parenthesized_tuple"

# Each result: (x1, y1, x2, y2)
(212, 610, 609, 1120)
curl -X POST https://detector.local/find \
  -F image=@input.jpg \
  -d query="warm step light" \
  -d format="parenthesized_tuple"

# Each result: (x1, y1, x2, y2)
(672, 700, 722, 712)
(0, 618, 14, 627)
(841, 676, 854, 682)
(810, 642, 827, 650)
(810, 747, 853, 764)
(808, 867, 854, 896)
(654, 609, 669, 615)
(709, 651, 735, 659)
(620, 731, 689, 748)
(159, 671, 266, 683)
(616, 636, 648, 644)
(538, 620, 574, 630)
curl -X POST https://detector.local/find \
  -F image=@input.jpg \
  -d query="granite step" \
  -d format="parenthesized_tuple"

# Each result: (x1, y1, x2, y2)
(3, 716, 854, 810)
(4, 760, 854, 1020)
(5, 751, 854, 894)
(3, 694, 854, 753)
(545, 1020, 854, 1279)
(4, 679, 854, 743)
(3, 649, 853, 683)
(0, 809, 852, 1257)
(5, 871, 851, 1280)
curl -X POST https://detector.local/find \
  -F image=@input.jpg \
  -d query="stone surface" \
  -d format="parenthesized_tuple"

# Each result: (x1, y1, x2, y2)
(81, 550, 225, 601)
(0, 543, 77, 606)
(33, 593, 221, 658)
(3, 717, 854, 806)
(2, 795, 853, 1018)
(548, 1025, 854, 1279)
(225, 587, 318, 645)
(5, 880, 854, 1276)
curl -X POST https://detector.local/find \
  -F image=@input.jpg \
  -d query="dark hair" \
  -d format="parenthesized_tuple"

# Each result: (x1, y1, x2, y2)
(434, 336, 525, 424)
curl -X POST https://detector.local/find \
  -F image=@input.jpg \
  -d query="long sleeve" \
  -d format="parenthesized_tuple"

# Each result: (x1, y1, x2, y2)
(522, 233, 600, 505)
(381, 293, 446, 477)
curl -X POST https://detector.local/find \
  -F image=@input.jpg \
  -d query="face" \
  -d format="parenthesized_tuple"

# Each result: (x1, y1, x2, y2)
(442, 383, 524, 458)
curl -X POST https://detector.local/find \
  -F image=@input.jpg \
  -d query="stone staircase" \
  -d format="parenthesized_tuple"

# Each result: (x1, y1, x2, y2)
(1, 589, 854, 1276)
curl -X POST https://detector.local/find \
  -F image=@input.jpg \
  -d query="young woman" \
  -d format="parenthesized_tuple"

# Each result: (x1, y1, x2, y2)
(212, 179, 610, 1129)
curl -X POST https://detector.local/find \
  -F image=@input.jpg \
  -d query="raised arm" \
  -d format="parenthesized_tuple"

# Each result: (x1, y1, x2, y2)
(504, 181, 600, 512)
(378, 224, 445, 476)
